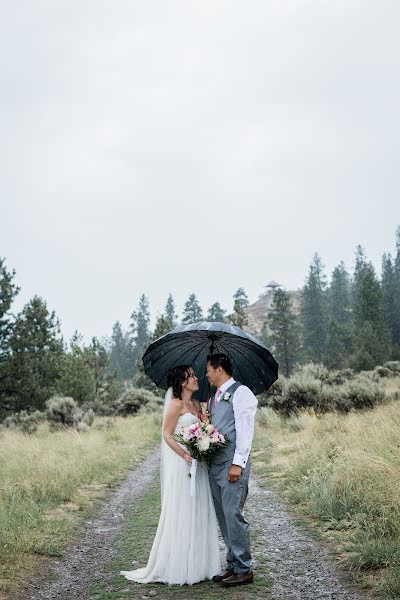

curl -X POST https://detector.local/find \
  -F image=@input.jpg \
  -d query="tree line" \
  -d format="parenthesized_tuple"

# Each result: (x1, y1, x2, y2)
(107, 287, 250, 382)
(1, 227, 399, 416)
(0, 259, 249, 417)
(267, 228, 400, 376)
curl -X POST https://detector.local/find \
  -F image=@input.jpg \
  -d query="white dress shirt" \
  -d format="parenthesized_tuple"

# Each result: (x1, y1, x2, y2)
(215, 377, 258, 468)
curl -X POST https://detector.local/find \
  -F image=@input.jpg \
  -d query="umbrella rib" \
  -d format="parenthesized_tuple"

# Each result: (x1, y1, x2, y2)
(223, 339, 265, 388)
(153, 338, 206, 388)
(230, 352, 247, 386)
(144, 325, 277, 395)
(146, 335, 202, 364)
(190, 342, 207, 370)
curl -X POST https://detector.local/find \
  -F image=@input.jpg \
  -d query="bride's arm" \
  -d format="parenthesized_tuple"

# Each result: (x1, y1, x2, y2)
(163, 399, 192, 464)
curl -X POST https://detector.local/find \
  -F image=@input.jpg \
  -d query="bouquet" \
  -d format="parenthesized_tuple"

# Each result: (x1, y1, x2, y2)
(173, 419, 228, 463)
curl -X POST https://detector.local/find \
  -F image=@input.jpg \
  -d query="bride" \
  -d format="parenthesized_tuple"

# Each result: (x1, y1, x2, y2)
(120, 364, 221, 585)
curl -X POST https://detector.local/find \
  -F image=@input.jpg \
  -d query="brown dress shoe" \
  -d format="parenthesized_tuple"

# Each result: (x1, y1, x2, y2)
(212, 569, 234, 583)
(221, 572, 254, 587)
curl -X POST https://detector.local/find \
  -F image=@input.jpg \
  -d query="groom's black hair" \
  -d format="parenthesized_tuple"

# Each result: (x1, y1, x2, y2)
(207, 353, 233, 376)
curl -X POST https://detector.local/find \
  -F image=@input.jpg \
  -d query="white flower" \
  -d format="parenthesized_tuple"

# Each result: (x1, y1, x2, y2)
(196, 437, 211, 451)
(223, 392, 231, 401)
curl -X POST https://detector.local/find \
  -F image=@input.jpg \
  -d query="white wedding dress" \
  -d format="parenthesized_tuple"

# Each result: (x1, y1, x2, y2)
(120, 408, 221, 585)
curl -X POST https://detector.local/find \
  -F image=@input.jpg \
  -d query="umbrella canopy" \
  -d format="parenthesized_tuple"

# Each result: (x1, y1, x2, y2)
(143, 321, 279, 401)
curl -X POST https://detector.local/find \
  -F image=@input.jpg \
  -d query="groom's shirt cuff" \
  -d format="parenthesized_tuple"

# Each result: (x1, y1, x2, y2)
(232, 385, 258, 469)
(233, 451, 248, 468)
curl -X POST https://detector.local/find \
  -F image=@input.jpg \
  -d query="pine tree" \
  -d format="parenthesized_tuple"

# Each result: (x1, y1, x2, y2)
(350, 264, 389, 370)
(83, 336, 122, 403)
(329, 262, 352, 324)
(0, 257, 20, 361)
(206, 302, 226, 323)
(152, 315, 173, 340)
(0, 258, 20, 413)
(108, 321, 134, 380)
(268, 289, 301, 376)
(229, 288, 249, 328)
(300, 254, 328, 363)
(325, 262, 353, 368)
(391, 226, 400, 356)
(182, 293, 203, 324)
(325, 320, 349, 370)
(4, 296, 64, 412)
(352, 245, 369, 302)
(259, 321, 270, 348)
(164, 293, 177, 329)
(381, 253, 398, 356)
(152, 293, 179, 341)
(57, 332, 97, 403)
(130, 294, 151, 373)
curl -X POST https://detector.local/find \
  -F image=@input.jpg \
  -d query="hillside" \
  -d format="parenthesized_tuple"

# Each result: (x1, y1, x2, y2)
(243, 287, 302, 337)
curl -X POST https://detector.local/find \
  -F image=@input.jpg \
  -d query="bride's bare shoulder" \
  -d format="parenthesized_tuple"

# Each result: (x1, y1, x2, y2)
(168, 397, 182, 411)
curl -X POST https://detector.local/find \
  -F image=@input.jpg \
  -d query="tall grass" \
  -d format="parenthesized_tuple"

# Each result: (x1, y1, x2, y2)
(0, 414, 161, 595)
(253, 388, 400, 598)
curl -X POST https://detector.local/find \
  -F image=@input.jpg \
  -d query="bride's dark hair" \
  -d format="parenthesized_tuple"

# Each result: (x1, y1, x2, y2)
(167, 365, 191, 400)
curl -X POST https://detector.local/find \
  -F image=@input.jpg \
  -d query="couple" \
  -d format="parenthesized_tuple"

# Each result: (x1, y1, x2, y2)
(120, 353, 258, 587)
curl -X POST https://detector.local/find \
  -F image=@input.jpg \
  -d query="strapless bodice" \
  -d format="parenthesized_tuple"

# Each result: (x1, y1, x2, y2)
(174, 412, 198, 433)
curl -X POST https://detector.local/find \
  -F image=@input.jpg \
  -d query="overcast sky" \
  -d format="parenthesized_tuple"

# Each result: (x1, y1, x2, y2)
(1, 1, 399, 342)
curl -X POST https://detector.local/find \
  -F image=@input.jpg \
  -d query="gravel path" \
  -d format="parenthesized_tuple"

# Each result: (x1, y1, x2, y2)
(21, 449, 368, 600)
(22, 449, 160, 600)
(247, 477, 366, 600)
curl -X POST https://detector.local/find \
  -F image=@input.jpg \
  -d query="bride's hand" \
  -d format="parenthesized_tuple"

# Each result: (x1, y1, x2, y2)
(198, 411, 209, 423)
(182, 452, 192, 465)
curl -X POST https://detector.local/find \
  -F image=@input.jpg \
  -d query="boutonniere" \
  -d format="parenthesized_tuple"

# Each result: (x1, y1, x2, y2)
(222, 392, 231, 401)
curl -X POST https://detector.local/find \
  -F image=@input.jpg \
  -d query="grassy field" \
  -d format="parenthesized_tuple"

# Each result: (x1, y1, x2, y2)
(0, 413, 161, 597)
(252, 378, 400, 598)
(2, 377, 400, 598)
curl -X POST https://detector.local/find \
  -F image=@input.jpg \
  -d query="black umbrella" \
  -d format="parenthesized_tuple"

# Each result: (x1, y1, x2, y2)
(142, 321, 279, 401)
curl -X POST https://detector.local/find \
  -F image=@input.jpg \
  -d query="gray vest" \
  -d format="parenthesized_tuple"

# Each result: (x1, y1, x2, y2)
(209, 381, 242, 464)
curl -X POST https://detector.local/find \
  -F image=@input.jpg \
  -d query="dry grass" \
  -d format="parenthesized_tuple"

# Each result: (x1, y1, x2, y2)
(253, 379, 400, 598)
(0, 413, 161, 595)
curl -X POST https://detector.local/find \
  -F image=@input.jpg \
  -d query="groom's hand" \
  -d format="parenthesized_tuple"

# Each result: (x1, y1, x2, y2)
(228, 464, 242, 482)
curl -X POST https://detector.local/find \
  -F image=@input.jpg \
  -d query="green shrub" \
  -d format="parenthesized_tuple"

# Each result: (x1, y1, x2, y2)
(256, 408, 269, 428)
(281, 374, 322, 416)
(258, 364, 388, 416)
(138, 399, 164, 414)
(3, 410, 44, 434)
(73, 407, 95, 428)
(293, 363, 331, 383)
(257, 377, 286, 409)
(326, 368, 356, 386)
(116, 388, 162, 415)
(384, 361, 400, 374)
(94, 387, 163, 417)
(45, 396, 95, 431)
(373, 365, 393, 378)
(46, 396, 77, 427)
(338, 378, 386, 412)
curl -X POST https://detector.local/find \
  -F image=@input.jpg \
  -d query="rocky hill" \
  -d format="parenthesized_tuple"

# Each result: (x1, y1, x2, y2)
(243, 287, 302, 337)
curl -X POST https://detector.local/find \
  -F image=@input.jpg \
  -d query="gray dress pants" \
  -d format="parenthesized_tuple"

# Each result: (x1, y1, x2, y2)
(208, 458, 252, 574)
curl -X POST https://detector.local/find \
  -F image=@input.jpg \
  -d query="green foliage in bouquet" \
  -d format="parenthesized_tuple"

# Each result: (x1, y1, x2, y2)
(173, 420, 229, 463)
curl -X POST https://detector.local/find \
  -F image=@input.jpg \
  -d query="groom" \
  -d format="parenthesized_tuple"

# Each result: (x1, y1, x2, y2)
(206, 353, 257, 587)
